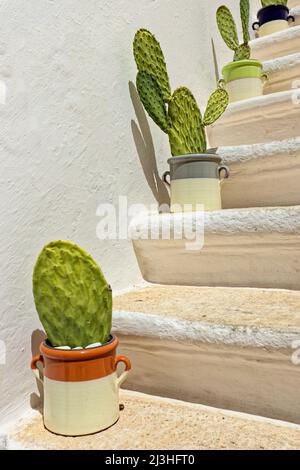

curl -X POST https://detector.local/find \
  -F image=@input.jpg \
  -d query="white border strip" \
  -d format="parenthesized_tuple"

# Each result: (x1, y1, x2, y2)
(113, 310, 300, 349)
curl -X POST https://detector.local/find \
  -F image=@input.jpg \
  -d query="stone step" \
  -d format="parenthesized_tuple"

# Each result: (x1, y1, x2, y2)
(251, 25, 300, 61)
(207, 89, 299, 147)
(264, 52, 300, 94)
(7, 389, 300, 449)
(113, 286, 300, 425)
(130, 206, 300, 290)
(219, 138, 300, 209)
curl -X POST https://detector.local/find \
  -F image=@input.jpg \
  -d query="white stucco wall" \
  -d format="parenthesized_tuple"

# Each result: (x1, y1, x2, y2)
(0, 0, 221, 427)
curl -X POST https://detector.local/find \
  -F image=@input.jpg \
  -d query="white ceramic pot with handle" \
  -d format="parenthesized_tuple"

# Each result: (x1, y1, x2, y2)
(162, 154, 229, 213)
(252, 4, 295, 37)
(31, 335, 131, 436)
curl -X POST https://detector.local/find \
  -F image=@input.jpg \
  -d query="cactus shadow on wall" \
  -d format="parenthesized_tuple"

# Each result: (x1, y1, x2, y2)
(30, 329, 46, 415)
(129, 81, 170, 210)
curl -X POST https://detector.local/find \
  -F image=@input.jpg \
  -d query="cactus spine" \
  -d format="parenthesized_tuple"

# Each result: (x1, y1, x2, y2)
(217, 0, 251, 61)
(33, 240, 112, 348)
(261, 0, 287, 6)
(133, 29, 228, 156)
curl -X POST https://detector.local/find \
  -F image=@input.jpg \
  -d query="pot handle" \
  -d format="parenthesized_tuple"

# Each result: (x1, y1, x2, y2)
(218, 165, 230, 182)
(162, 170, 170, 187)
(261, 72, 269, 84)
(162, 171, 171, 197)
(31, 354, 44, 383)
(252, 21, 260, 31)
(217, 79, 226, 89)
(114, 355, 132, 388)
(287, 15, 295, 24)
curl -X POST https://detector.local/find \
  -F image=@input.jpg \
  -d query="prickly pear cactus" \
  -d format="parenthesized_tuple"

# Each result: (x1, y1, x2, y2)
(133, 29, 171, 102)
(136, 71, 169, 132)
(217, 1, 251, 61)
(168, 87, 206, 156)
(203, 88, 229, 127)
(261, 0, 287, 6)
(33, 240, 112, 348)
(234, 44, 251, 61)
(133, 29, 228, 155)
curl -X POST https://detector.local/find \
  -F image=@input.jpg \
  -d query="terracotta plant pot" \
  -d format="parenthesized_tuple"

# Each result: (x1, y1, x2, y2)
(163, 154, 229, 213)
(252, 4, 294, 37)
(221, 60, 267, 103)
(31, 335, 131, 436)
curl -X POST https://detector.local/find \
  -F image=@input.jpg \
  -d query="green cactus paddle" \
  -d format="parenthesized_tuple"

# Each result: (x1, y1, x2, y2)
(133, 28, 171, 102)
(33, 240, 112, 348)
(217, 0, 251, 61)
(133, 29, 229, 156)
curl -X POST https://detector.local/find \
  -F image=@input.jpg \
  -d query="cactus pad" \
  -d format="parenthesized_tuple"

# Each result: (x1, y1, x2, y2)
(168, 87, 206, 156)
(133, 29, 228, 156)
(240, 0, 250, 44)
(216, 6, 239, 52)
(217, 3, 252, 62)
(136, 71, 169, 132)
(133, 29, 171, 102)
(33, 240, 112, 348)
(234, 43, 251, 61)
(203, 89, 229, 127)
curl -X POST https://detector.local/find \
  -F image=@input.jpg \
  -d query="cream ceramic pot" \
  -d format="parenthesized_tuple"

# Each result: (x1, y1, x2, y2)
(163, 154, 229, 213)
(221, 60, 267, 103)
(258, 19, 290, 36)
(31, 336, 131, 436)
(253, 4, 295, 37)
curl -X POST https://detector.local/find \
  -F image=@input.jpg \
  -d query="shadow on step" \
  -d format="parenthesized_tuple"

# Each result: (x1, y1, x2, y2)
(129, 81, 170, 210)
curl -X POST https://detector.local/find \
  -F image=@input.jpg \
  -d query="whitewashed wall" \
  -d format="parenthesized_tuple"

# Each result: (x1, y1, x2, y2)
(0, 0, 222, 427)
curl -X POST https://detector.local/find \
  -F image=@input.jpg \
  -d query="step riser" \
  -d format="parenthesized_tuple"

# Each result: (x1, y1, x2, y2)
(251, 26, 300, 61)
(208, 90, 300, 147)
(119, 335, 300, 424)
(133, 233, 300, 289)
(264, 56, 300, 95)
(221, 151, 300, 208)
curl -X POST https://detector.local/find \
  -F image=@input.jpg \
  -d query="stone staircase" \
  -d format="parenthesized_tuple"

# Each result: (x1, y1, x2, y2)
(7, 1, 300, 450)
(114, 0, 300, 444)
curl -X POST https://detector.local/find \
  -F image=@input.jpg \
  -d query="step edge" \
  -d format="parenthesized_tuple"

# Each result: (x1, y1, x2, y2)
(129, 206, 300, 236)
(214, 89, 296, 121)
(250, 24, 300, 50)
(264, 51, 300, 72)
(219, 137, 300, 163)
(113, 310, 300, 349)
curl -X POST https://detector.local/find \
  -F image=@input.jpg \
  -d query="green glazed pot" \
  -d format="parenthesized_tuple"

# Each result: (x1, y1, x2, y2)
(221, 60, 267, 103)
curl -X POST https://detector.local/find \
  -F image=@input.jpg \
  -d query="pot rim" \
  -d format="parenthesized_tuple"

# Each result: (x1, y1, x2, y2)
(222, 59, 262, 74)
(167, 153, 221, 165)
(257, 4, 289, 16)
(40, 334, 118, 361)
